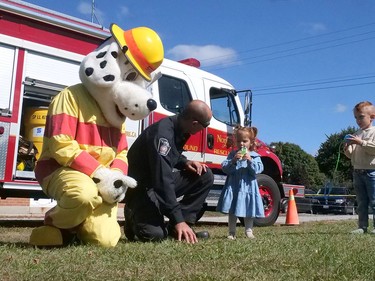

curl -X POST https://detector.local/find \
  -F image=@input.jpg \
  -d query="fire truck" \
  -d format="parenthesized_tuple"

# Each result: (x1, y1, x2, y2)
(0, 0, 284, 226)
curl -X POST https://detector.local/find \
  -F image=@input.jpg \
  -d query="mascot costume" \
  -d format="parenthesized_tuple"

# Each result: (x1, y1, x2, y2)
(29, 24, 164, 247)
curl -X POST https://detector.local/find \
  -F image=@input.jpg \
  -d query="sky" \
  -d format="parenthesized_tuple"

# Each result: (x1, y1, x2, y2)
(23, 0, 375, 156)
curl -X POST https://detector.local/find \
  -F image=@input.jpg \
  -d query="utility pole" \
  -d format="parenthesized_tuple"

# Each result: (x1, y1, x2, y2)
(91, 0, 95, 23)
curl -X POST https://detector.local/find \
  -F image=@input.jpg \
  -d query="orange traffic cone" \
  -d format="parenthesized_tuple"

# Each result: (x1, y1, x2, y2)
(284, 188, 299, 225)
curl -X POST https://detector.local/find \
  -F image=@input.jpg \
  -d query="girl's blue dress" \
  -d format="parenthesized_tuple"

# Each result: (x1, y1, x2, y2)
(216, 150, 265, 218)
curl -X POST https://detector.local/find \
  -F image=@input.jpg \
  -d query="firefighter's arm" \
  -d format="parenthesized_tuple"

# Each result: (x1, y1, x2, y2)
(150, 137, 184, 225)
(175, 154, 188, 170)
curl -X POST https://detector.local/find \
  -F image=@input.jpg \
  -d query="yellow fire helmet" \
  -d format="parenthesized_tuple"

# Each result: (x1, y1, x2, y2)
(110, 23, 164, 81)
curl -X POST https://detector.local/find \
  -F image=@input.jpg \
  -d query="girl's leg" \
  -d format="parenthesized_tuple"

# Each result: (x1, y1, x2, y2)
(228, 213, 237, 238)
(244, 217, 255, 238)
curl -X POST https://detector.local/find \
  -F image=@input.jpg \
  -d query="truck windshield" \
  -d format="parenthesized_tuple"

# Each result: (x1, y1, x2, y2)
(210, 88, 240, 126)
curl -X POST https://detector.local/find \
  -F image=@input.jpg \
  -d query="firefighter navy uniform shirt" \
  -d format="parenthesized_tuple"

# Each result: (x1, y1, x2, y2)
(126, 115, 190, 225)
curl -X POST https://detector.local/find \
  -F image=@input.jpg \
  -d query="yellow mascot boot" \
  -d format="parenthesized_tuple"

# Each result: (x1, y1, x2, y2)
(29, 225, 64, 247)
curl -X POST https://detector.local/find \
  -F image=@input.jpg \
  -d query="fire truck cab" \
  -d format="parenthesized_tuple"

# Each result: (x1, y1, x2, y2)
(0, 0, 283, 226)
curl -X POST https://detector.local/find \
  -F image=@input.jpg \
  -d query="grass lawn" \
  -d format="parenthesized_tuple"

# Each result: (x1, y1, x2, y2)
(1, 220, 374, 280)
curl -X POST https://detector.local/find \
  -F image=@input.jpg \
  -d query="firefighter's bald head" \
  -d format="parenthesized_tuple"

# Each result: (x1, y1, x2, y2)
(179, 100, 212, 135)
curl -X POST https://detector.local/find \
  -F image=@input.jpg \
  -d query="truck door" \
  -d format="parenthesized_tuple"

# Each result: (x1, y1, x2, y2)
(0, 43, 19, 183)
(151, 72, 204, 163)
(203, 81, 242, 169)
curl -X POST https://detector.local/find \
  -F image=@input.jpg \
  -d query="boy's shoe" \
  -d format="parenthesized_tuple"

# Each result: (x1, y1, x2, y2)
(245, 230, 255, 239)
(227, 235, 236, 240)
(370, 229, 375, 234)
(350, 228, 367, 234)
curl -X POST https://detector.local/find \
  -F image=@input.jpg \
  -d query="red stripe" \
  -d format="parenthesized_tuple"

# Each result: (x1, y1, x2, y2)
(117, 134, 128, 151)
(0, 11, 104, 55)
(45, 114, 123, 147)
(4, 135, 17, 182)
(111, 159, 128, 174)
(34, 158, 61, 184)
(45, 113, 77, 138)
(124, 30, 156, 74)
(70, 152, 100, 176)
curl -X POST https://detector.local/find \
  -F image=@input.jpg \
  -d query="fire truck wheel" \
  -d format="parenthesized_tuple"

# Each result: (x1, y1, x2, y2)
(254, 174, 281, 227)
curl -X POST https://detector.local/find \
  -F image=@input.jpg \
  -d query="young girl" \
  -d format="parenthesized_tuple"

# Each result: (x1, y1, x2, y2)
(217, 126, 265, 239)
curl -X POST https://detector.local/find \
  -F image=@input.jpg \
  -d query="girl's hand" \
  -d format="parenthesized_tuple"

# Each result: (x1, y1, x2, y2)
(242, 153, 252, 161)
(231, 151, 243, 164)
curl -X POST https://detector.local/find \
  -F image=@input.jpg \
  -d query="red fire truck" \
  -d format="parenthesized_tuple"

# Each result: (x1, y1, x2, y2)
(0, 0, 284, 226)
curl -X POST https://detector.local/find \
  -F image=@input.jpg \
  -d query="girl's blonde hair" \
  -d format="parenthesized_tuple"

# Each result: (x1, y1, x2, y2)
(234, 125, 259, 151)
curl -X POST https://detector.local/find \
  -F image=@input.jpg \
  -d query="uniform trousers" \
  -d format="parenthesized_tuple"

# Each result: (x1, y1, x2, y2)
(125, 168, 213, 242)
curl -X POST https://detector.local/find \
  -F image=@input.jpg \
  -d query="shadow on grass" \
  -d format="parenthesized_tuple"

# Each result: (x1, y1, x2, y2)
(0, 241, 33, 248)
(0, 220, 44, 227)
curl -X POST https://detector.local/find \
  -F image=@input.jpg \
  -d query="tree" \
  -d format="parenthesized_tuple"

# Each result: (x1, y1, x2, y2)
(270, 142, 325, 188)
(315, 126, 356, 186)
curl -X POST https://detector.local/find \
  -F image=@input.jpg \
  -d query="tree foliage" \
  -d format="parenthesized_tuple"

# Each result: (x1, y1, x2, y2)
(315, 126, 356, 186)
(270, 142, 325, 188)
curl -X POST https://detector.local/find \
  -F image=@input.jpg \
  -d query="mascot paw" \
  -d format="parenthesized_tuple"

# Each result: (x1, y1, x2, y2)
(93, 167, 137, 204)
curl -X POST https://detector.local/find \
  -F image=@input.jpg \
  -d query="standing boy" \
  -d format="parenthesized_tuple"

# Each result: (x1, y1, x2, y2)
(344, 101, 375, 234)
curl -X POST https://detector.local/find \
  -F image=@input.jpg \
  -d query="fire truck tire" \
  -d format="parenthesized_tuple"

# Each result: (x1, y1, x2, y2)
(254, 174, 281, 227)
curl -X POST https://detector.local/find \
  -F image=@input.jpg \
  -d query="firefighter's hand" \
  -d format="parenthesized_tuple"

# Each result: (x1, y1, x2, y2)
(186, 160, 208, 176)
(92, 167, 137, 204)
(174, 222, 198, 244)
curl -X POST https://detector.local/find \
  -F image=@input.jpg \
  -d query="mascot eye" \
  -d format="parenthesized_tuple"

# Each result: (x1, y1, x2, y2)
(111, 51, 118, 58)
(125, 71, 138, 81)
(96, 52, 106, 59)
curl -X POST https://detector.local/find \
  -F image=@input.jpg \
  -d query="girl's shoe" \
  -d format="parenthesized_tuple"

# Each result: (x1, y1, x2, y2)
(227, 235, 236, 240)
(245, 230, 255, 239)
(350, 228, 366, 234)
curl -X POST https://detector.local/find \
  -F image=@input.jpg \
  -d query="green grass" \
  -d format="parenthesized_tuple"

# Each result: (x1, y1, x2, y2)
(1, 220, 375, 280)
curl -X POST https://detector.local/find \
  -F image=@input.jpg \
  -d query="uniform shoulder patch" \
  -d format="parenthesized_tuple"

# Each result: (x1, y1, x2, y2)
(157, 138, 171, 156)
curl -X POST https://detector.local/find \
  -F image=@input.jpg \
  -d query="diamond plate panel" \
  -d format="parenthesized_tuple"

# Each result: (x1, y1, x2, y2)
(0, 122, 10, 180)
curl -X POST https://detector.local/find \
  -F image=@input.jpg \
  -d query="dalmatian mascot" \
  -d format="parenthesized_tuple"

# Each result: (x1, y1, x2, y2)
(29, 24, 164, 247)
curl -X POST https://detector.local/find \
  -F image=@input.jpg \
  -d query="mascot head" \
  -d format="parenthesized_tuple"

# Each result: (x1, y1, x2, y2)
(79, 24, 164, 128)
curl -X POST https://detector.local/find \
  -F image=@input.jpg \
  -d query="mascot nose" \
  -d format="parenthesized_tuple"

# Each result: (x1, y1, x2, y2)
(147, 99, 157, 111)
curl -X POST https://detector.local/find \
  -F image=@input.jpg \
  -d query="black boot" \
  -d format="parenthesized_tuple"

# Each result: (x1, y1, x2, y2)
(124, 205, 136, 241)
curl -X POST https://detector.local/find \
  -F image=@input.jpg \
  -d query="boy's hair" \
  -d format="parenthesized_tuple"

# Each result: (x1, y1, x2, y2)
(354, 101, 374, 115)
